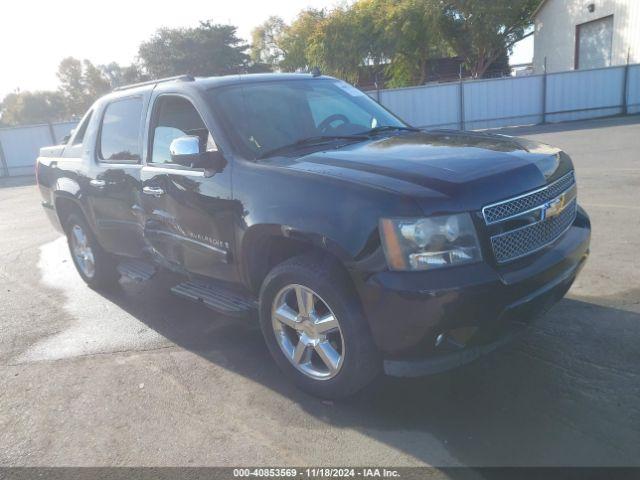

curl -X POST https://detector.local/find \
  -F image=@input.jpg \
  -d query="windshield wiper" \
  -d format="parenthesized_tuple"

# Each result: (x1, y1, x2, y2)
(258, 135, 368, 159)
(360, 125, 420, 136)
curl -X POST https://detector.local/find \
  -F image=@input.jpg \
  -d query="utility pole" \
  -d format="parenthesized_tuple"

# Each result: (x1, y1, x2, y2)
(622, 48, 630, 115)
(0, 139, 8, 178)
(541, 56, 548, 124)
(459, 64, 465, 130)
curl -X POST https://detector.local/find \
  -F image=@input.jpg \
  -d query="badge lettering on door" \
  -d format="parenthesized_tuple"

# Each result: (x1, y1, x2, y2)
(174, 224, 230, 251)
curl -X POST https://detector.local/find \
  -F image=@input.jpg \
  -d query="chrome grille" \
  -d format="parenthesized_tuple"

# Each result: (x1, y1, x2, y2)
(482, 171, 578, 264)
(491, 199, 577, 263)
(483, 171, 575, 224)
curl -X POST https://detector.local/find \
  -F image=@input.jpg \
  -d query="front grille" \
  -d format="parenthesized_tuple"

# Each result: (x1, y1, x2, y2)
(483, 172, 575, 224)
(482, 171, 578, 264)
(491, 199, 577, 263)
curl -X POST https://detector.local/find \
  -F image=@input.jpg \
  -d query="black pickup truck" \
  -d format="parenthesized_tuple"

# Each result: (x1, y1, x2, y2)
(37, 73, 590, 398)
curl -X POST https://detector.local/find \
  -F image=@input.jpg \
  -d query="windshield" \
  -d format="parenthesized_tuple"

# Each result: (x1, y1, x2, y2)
(208, 78, 407, 159)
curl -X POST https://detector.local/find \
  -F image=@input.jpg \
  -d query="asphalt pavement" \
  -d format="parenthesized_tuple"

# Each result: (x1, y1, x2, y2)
(1, 115, 639, 467)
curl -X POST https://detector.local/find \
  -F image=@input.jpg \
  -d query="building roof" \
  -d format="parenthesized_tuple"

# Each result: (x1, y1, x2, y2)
(532, 0, 549, 18)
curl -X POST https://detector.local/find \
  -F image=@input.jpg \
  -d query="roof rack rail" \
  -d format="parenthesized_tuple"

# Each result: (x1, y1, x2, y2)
(113, 74, 195, 92)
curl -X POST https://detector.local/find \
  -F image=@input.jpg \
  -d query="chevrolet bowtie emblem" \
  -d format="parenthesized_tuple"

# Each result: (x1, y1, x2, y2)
(541, 195, 566, 220)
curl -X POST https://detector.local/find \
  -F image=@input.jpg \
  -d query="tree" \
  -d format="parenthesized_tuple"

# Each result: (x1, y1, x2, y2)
(272, 5, 381, 83)
(267, 1, 451, 87)
(57, 57, 145, 116)
(263, 0, 537, 85)
(138, 21, 249, 78)
(99, 62, 148, 89)
(82, 60, 112, 100)
(57, 57, 87, 114)
(374, 0, 452, 86)
(440, 0, 539, 78)
(305, 4, 377, 83)
(0, 90, 67, 126)
(277, 9, 326, 72)
(250, 16, 287, 68)
(57, 57, 114, 116)
(1, 57, 144, 126)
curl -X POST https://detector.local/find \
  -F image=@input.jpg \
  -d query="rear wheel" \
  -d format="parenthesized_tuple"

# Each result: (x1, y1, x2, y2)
(65, 213, 119, 290)
(259, 254, 381, 398)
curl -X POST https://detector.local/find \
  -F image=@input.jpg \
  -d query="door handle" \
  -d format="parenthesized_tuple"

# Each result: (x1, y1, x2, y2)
(143, 186, 165, 197)
(90, 179, 106, 188)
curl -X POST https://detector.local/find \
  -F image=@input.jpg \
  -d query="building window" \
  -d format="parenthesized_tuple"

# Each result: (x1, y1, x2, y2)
(575, 15, 614, 70)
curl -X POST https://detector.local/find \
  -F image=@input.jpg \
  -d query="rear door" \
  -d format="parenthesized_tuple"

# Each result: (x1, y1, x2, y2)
(139, 93, 236, 281)
(87, 95, 148, 257)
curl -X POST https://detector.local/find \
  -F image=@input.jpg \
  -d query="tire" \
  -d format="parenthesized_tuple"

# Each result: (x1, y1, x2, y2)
(64, 213, 119, 290)
(259, 253, 381, 399)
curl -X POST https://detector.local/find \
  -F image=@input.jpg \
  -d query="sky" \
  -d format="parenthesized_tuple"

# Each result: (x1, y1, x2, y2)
(1, 0, 533, 100)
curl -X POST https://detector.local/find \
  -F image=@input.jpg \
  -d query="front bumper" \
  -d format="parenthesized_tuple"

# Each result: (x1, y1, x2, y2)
(354, 206, 591, 374)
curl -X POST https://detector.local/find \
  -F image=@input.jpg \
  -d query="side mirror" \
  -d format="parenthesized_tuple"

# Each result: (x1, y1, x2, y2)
(169, 135, 201, 166)
(169, 135, 226, 171)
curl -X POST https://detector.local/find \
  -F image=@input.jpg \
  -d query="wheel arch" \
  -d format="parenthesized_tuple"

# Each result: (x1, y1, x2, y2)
(52, 192, 102, 246)
(240, 224, 357, 294)
(53, 193, 85, 231)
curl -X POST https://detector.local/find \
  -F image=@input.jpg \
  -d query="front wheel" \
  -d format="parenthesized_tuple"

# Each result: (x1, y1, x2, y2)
(65, 213, 119, 290)
(259, 254, 381, 399)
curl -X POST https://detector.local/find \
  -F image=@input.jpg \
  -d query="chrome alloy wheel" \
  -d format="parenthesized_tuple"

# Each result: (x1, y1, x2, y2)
(69, 224, 96, 278)
(271, 284, 345, 380)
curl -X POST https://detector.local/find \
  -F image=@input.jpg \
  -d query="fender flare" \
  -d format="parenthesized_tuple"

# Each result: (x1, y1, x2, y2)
(51, 181, 94, 234)
(239, 223, 358, 292)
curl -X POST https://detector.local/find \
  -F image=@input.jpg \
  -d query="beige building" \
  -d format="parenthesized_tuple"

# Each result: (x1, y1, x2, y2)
(533, 0, 640, 73)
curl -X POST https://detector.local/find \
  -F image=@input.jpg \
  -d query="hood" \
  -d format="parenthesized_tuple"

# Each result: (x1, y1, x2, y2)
(279, 130, 573, 215)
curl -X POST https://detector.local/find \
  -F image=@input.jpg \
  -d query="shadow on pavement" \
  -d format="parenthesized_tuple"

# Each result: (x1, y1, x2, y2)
(93, 271, 640, 468)
(490, 114, 640, 137)
(0, 175, 36, 188)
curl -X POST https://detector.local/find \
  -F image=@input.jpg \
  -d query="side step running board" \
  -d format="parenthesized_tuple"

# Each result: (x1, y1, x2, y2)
(117, 259, 157, 282)
(171, 281, 257, 317)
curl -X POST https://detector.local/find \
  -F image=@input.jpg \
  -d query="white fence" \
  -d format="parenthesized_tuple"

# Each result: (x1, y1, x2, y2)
(0, 121, 77, 177)
(1, 63, 639, 177)
(371, 63, 640, 130)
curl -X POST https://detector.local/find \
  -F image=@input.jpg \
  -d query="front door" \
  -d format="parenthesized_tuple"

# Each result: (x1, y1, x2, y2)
(139, 94, 237, 281)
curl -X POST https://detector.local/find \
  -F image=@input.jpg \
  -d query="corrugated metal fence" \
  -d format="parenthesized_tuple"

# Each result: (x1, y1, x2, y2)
(0, 63, 638, 177)
(0, 121, 77, 177)
(371, 63, 640, 130)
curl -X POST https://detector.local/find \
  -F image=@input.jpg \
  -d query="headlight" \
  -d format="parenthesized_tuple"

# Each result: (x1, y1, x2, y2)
(379, 213, 482, 271)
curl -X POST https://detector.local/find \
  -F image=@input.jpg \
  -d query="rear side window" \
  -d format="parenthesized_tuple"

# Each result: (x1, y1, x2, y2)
(99, 97, 143, 162)
(71, 111, 92, 145)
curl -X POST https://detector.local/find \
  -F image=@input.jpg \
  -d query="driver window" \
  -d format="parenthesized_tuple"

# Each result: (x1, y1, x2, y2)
(151, 96, 215, 165)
